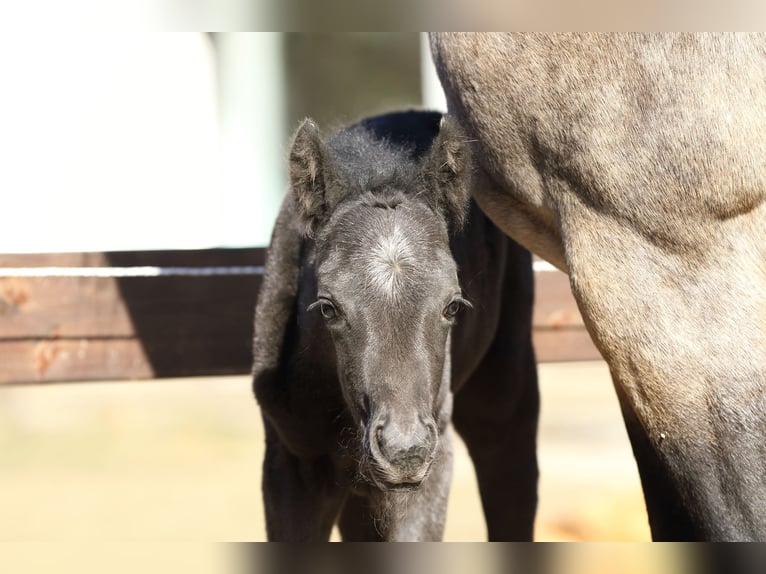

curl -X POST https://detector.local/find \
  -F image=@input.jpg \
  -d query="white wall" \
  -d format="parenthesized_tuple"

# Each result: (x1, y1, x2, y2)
(0, 32, 286, 254)
(0, 33, 439, 254)
(217, 33, 286, 248)
(420, 32, 447, 113)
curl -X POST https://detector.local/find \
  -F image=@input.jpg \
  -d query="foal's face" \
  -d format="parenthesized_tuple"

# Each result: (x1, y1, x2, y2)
(312, 198, 468, 488)
(288, 113, 472, 488)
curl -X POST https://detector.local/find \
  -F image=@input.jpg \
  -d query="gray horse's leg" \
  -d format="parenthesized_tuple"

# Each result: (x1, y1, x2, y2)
(261, 421, 345, 541)
(561, 195, 766, 540)
(613, 388, 697, 539)
(452, 242, 539, 541)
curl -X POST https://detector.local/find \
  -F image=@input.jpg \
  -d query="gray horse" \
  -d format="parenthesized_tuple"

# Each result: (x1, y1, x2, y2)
(432, 32, 766, 541)
(252, 110, 538, 541)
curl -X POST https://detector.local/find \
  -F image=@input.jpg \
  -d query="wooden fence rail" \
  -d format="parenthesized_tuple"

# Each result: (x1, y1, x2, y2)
(0, 249, 600, 385)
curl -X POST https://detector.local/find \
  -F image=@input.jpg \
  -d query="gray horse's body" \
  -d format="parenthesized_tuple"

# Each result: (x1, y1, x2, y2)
(432, 33, 766, 540)
(253, 111, 538, 541)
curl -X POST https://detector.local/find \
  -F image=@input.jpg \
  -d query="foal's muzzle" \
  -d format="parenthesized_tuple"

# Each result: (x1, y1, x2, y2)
(368, 413, 438, 487)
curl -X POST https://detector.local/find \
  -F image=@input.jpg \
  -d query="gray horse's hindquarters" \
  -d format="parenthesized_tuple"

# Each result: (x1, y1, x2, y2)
(253, 110, 539, 541)
(432, 32, 766, 540)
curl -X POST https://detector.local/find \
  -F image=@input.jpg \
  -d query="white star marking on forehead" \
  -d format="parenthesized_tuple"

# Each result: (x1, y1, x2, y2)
(365, 222, 415, 300)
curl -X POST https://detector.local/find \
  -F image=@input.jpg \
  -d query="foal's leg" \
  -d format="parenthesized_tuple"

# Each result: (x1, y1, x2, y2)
(261, 421, 344, 541)
(336, 494, 384, 541)
(452, 241, 539, 541)
(560, 196, 766, 540)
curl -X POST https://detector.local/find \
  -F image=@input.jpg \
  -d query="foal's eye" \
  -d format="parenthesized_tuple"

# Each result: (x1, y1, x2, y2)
(444, 300, 461, 318)
(309, 298, 339, 321)
(443, 297, 470, 320)
(319, 302, 336, 320)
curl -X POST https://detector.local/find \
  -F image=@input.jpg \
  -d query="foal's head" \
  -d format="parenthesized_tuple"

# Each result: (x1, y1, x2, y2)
(290, 114, 472, 488)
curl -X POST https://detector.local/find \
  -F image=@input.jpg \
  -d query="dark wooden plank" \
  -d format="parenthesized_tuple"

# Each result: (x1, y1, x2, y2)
(533, 270, 584, 329)
(0, 274, 262, 340)
(0, 248, 265, 268)
(113, 274, 260, 377)
(105, 248, 265, 268)
(0, 249, 265, 384)
(532, 267, 598, 361)
(0, 339, 153, 384)
(1, 327, 601, 384)
(0, 246, 266, 340)
(0, 252, 109, 268)
(0, 331, 261, 385)
(0, 276, 135, 338)
(533, 328, 602, 363)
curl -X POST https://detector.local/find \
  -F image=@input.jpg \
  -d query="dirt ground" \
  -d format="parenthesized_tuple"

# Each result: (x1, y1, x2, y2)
(0, 361, 649, 541)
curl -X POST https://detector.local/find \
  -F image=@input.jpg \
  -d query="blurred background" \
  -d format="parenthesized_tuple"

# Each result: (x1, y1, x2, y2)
(0, 32, 434, 252)
(0, 33, 649, 543)
(0, 364, 648, 541)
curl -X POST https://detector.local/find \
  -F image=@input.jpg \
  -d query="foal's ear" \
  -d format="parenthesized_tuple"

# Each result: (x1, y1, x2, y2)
(421, 116, 472, 231)
(289, 119, 337, 237)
